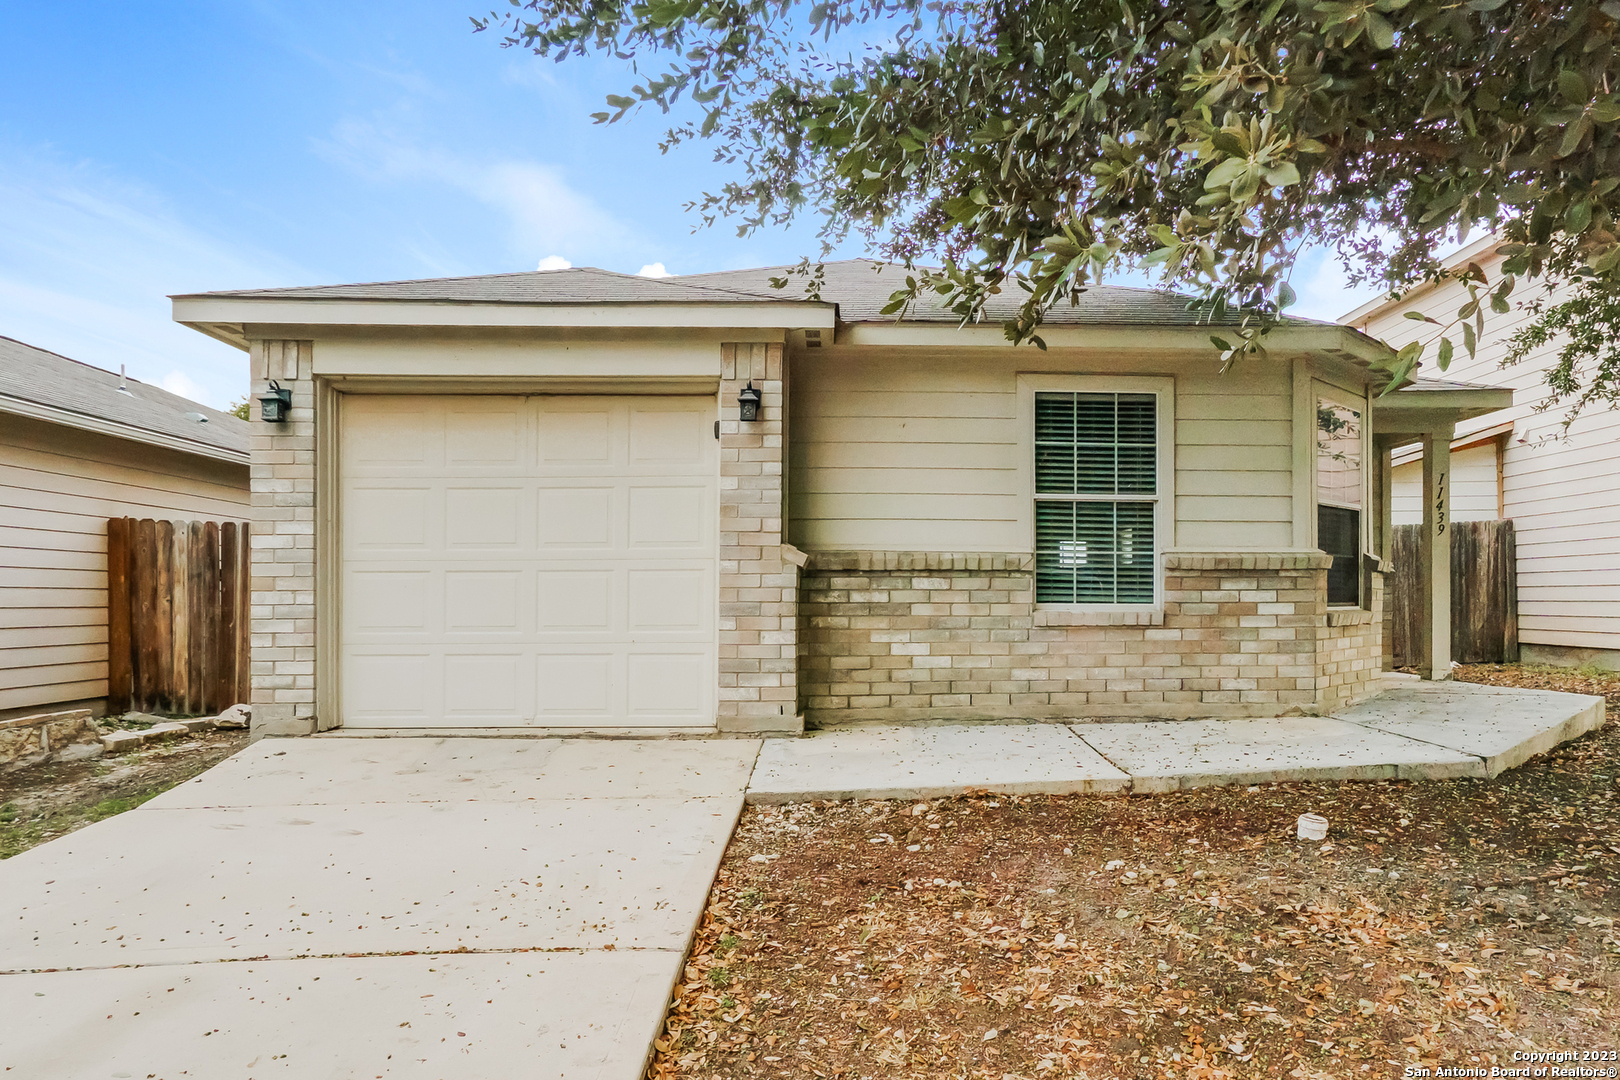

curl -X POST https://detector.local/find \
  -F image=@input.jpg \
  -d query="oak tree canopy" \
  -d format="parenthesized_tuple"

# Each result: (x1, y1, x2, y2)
(479, 0, 1620, 416)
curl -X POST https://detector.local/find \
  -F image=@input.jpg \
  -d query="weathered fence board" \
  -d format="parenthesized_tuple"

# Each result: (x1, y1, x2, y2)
(106, 517, 251, 715)
(1388, 519, 1519, 667)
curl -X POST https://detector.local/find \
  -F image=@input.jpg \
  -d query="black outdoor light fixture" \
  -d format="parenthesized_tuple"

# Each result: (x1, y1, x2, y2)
(258, 380, 292, 423)
(737, 381, 762, 422)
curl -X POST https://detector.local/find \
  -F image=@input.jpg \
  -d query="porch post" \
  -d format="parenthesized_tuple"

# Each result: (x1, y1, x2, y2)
(1416, 424, 1453, 680)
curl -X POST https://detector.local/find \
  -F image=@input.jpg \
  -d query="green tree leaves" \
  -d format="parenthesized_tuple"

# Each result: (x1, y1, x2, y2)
(481, 0, 1620, 407)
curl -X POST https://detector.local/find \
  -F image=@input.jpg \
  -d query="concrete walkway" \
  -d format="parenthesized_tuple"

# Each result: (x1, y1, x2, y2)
(748, 679, 1607, 802)
(0, 737, 759, 1079)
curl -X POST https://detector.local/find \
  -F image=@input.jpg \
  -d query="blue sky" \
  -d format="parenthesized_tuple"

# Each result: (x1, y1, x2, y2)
(0, 1, 1386, 409)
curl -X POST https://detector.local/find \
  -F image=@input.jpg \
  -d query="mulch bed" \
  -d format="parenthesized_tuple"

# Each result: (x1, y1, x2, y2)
(650, 664, 1620, 1080)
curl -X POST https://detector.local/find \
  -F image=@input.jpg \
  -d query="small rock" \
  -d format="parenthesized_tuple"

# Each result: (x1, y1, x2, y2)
(146, 722, 191, 741)
(100, 730, 145, 755)
(1104, 859, 1126, 871)
(212, 704, 251, 730)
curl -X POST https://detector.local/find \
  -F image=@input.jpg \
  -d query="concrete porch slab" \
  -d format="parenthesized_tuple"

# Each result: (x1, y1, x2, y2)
(1076, 717, 1484, 794)
(747, 722, 1130, 804)
(1334, 679, 1607, 777)
(0, 950, 677, 1080)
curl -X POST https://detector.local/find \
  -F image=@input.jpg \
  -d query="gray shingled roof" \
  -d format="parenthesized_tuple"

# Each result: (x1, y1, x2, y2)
(0, 335, 250, 458)
(177, 266, 785, 306)
(675, 261, 1318, 327)
(178, 260, 1321, 328)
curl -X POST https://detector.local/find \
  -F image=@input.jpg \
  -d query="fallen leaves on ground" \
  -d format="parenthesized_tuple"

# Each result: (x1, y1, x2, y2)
(649, 665, 1620, 1079)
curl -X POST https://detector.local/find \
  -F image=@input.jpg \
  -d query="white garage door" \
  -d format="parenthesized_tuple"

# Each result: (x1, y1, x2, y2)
(339, 395, 717, 729)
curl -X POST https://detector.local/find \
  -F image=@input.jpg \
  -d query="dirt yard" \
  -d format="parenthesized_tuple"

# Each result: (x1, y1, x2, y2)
(0, 726, 250, 860)
(651, 665, 1620, 1080)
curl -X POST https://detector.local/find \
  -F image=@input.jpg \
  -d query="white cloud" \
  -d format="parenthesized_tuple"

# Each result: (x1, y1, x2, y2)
(537, 255, 573, 271)
(636, 262, 672, 278)
(159, 369, 212, 405)
(0, 146, 307, 409)
(319, 123, 629, 260)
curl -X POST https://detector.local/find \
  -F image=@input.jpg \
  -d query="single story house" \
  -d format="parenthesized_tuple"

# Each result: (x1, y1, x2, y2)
(170, 262, 1508, 736)
(0, 335, 251, 719)
(1344, 234, 1620, 670)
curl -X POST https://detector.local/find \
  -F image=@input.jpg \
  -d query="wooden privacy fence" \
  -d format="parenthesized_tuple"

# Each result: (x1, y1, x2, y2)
(1388, 519, 1519, 667)
(106, 517, 251, 715)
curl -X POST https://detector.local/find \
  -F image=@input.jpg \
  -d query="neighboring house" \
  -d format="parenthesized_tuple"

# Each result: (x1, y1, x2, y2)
(170, 262, 1506, 736)
(1343, 234, 1620, 670)
(0, 336, 251, 719)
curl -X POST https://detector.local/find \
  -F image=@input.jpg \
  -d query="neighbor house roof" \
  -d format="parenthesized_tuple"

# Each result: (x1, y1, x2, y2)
(0, 335, 249, 464)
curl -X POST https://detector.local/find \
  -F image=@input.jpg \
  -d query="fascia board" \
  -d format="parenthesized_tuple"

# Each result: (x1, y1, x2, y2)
(171, 296, 837, 332)
(840, 320, 1390, 365)
(0, 395, 249, 466)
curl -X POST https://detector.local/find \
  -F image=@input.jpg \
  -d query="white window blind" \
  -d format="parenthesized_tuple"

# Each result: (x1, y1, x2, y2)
(1034, 392, 1157, 604)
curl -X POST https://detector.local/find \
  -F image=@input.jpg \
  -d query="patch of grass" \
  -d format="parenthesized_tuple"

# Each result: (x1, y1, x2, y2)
(4, 783, 174, 860)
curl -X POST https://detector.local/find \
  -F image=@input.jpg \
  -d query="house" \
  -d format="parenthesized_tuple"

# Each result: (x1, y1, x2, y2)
(169, 262, 1508, 736)
(1343, 234, 1620, 671)
(0, 335, 251, 719)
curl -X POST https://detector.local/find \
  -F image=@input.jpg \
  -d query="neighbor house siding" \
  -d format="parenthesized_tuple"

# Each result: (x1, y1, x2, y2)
(1391, 442, 1499, 525)
(0, 414, 250, 715)
(789, 350, 1296, 553)
(1350, 256, 1620, 652)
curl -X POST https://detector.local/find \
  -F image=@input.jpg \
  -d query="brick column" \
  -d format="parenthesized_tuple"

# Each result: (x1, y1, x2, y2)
(247, 340, 317, 736)
(717, 342, 800, 733)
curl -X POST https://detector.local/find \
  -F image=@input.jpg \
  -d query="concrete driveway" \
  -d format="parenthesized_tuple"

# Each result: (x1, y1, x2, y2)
(0, 736, 760, 1079)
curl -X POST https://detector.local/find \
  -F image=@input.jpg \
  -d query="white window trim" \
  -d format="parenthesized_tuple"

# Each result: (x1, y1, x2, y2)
(1312, 380, 1372, 608)
(1016, 374, 1176, 612)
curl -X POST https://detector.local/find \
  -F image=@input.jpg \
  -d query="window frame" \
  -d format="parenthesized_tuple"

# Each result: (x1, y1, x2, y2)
(1312, 382, 1372, 608)
(1017, 374, 1176, 613)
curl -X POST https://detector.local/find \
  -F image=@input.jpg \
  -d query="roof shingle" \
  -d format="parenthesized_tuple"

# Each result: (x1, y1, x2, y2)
(0, 335, 250, 458)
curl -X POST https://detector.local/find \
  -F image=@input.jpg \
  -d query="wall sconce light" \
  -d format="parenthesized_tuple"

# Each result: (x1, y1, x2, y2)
(737, 381, 762, 422)
(258, 380, 292, 423)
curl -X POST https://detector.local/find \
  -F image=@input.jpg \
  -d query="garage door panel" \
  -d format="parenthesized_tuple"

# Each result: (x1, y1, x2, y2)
(444, 654, 527, 720)
(347, 487, 432, 550)
(538, 487, 614, 548)
(445, 488, 523, 549)
(536, 569, 614, 632)
(539, 407, 615, 464)
(627, 652, 710, 719)
(347, 571, 431, 634)
(344, 652, 438, 722)
(345, 403, 434, 467)
(627, 569, 708, 632)
(445, 571, 524, 634)
(628, 486, 710, 549)
(537, 653, 615, 717)
(629, 406, 708, 464)
(446, 406, 523, 465)
(342, 395, 717, 730)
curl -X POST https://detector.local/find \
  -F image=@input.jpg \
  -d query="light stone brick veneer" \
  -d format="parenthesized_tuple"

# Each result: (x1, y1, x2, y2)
(247, 340, 318, 736)
(799, 551, 1384, 724)
(718, 342, 799, 733)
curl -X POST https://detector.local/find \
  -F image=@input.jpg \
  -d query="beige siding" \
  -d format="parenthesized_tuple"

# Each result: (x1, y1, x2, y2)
(0, 415, 249, 714)
(1351, 256, 1620, 649)
(1391, 442, 1499, 525)
(788, 349, 1296, 553)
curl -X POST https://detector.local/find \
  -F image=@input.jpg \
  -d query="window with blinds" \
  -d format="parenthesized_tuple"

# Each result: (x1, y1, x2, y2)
(1034, 392, 1157, 604)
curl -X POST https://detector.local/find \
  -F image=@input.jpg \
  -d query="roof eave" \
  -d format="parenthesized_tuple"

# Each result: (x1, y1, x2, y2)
(0, 394, 250, 465)
(171, 296, 838, 347)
